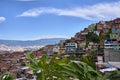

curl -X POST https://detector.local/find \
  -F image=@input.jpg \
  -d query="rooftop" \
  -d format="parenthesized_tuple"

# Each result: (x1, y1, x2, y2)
(108, 62, 120, 69)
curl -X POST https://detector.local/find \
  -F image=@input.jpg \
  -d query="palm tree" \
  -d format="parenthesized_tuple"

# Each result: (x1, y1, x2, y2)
(63, 61, 102, 80)
(62, 55, 120, 80)
(82, 54, 96, 70)
(26, 53, 70, 80)
(0, 72, 13, 80)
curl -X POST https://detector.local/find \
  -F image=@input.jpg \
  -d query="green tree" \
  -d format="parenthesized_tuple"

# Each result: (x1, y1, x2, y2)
(26, 53, 70, 80)
(86, 32, 100, 47)
(82, 54, 96, 70)
(63, 61, 101, 80)
(63, 58, 120, 80)
(104, 29, 112, 39)
(88, 24, 96, 32)
(0, 72, 13, 80)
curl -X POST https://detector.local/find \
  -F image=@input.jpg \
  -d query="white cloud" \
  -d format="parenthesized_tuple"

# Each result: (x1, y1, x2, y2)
(16, 0, 36, 1)
(29, 35, 70, 40)
(17, 1, 120, 21)
(0, 17, 6, 23)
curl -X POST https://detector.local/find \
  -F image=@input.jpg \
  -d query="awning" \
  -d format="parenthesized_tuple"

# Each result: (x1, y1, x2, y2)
(20, 66, 29, 70)
(99, 67, 117, 73)
(108, 62, 120, 69)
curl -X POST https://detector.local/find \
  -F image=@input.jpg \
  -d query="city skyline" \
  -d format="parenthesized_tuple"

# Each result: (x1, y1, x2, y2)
(0, 0, 120, 40)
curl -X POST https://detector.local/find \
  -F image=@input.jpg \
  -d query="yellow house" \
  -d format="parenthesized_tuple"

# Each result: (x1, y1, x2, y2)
(58, 48, 66, 55)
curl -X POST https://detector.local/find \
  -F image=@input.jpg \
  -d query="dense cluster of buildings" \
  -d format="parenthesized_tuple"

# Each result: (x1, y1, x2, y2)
(44, 18, 120, 71)
(0, 18, 120, 79)
(45, 18, 120, 61)
(0, 50, 44, 79)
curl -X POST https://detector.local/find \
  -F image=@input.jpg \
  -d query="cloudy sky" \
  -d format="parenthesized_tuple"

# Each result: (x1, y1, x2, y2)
(0, 0, 120, 40)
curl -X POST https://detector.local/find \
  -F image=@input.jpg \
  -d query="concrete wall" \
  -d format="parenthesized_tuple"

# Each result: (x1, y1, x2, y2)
(104, 49, 120, 62)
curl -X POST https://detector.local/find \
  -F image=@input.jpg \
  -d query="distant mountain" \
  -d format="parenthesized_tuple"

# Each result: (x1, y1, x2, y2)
(0, 38, 66, 47)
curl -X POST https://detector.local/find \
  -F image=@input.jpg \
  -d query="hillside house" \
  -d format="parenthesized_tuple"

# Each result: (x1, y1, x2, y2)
(112, 28, 120, 34)
(113, 18, 120, 28)
(65, 43, 77, 52)
(104, 49, 120, 62)
(104, 39, 120, 50)
(105, 21, 113, 29)
(53, 45, 59, 54)
(104, 39, 117, 49)
(58, 48, 66, 55)
(58, 40, 66, 48)
(114, 45, 120, 50)
(96, 21, 104, 31)
(45, 45, 54, 55)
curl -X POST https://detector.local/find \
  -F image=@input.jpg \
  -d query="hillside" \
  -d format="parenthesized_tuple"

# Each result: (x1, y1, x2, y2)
(0, 38, 66, 47)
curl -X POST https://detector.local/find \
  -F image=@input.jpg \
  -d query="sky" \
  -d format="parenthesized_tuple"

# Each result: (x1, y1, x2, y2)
(0, 0, 120, 40)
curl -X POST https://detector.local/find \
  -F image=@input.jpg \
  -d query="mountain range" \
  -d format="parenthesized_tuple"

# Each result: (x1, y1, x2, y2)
(0, 38, 66, 47)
